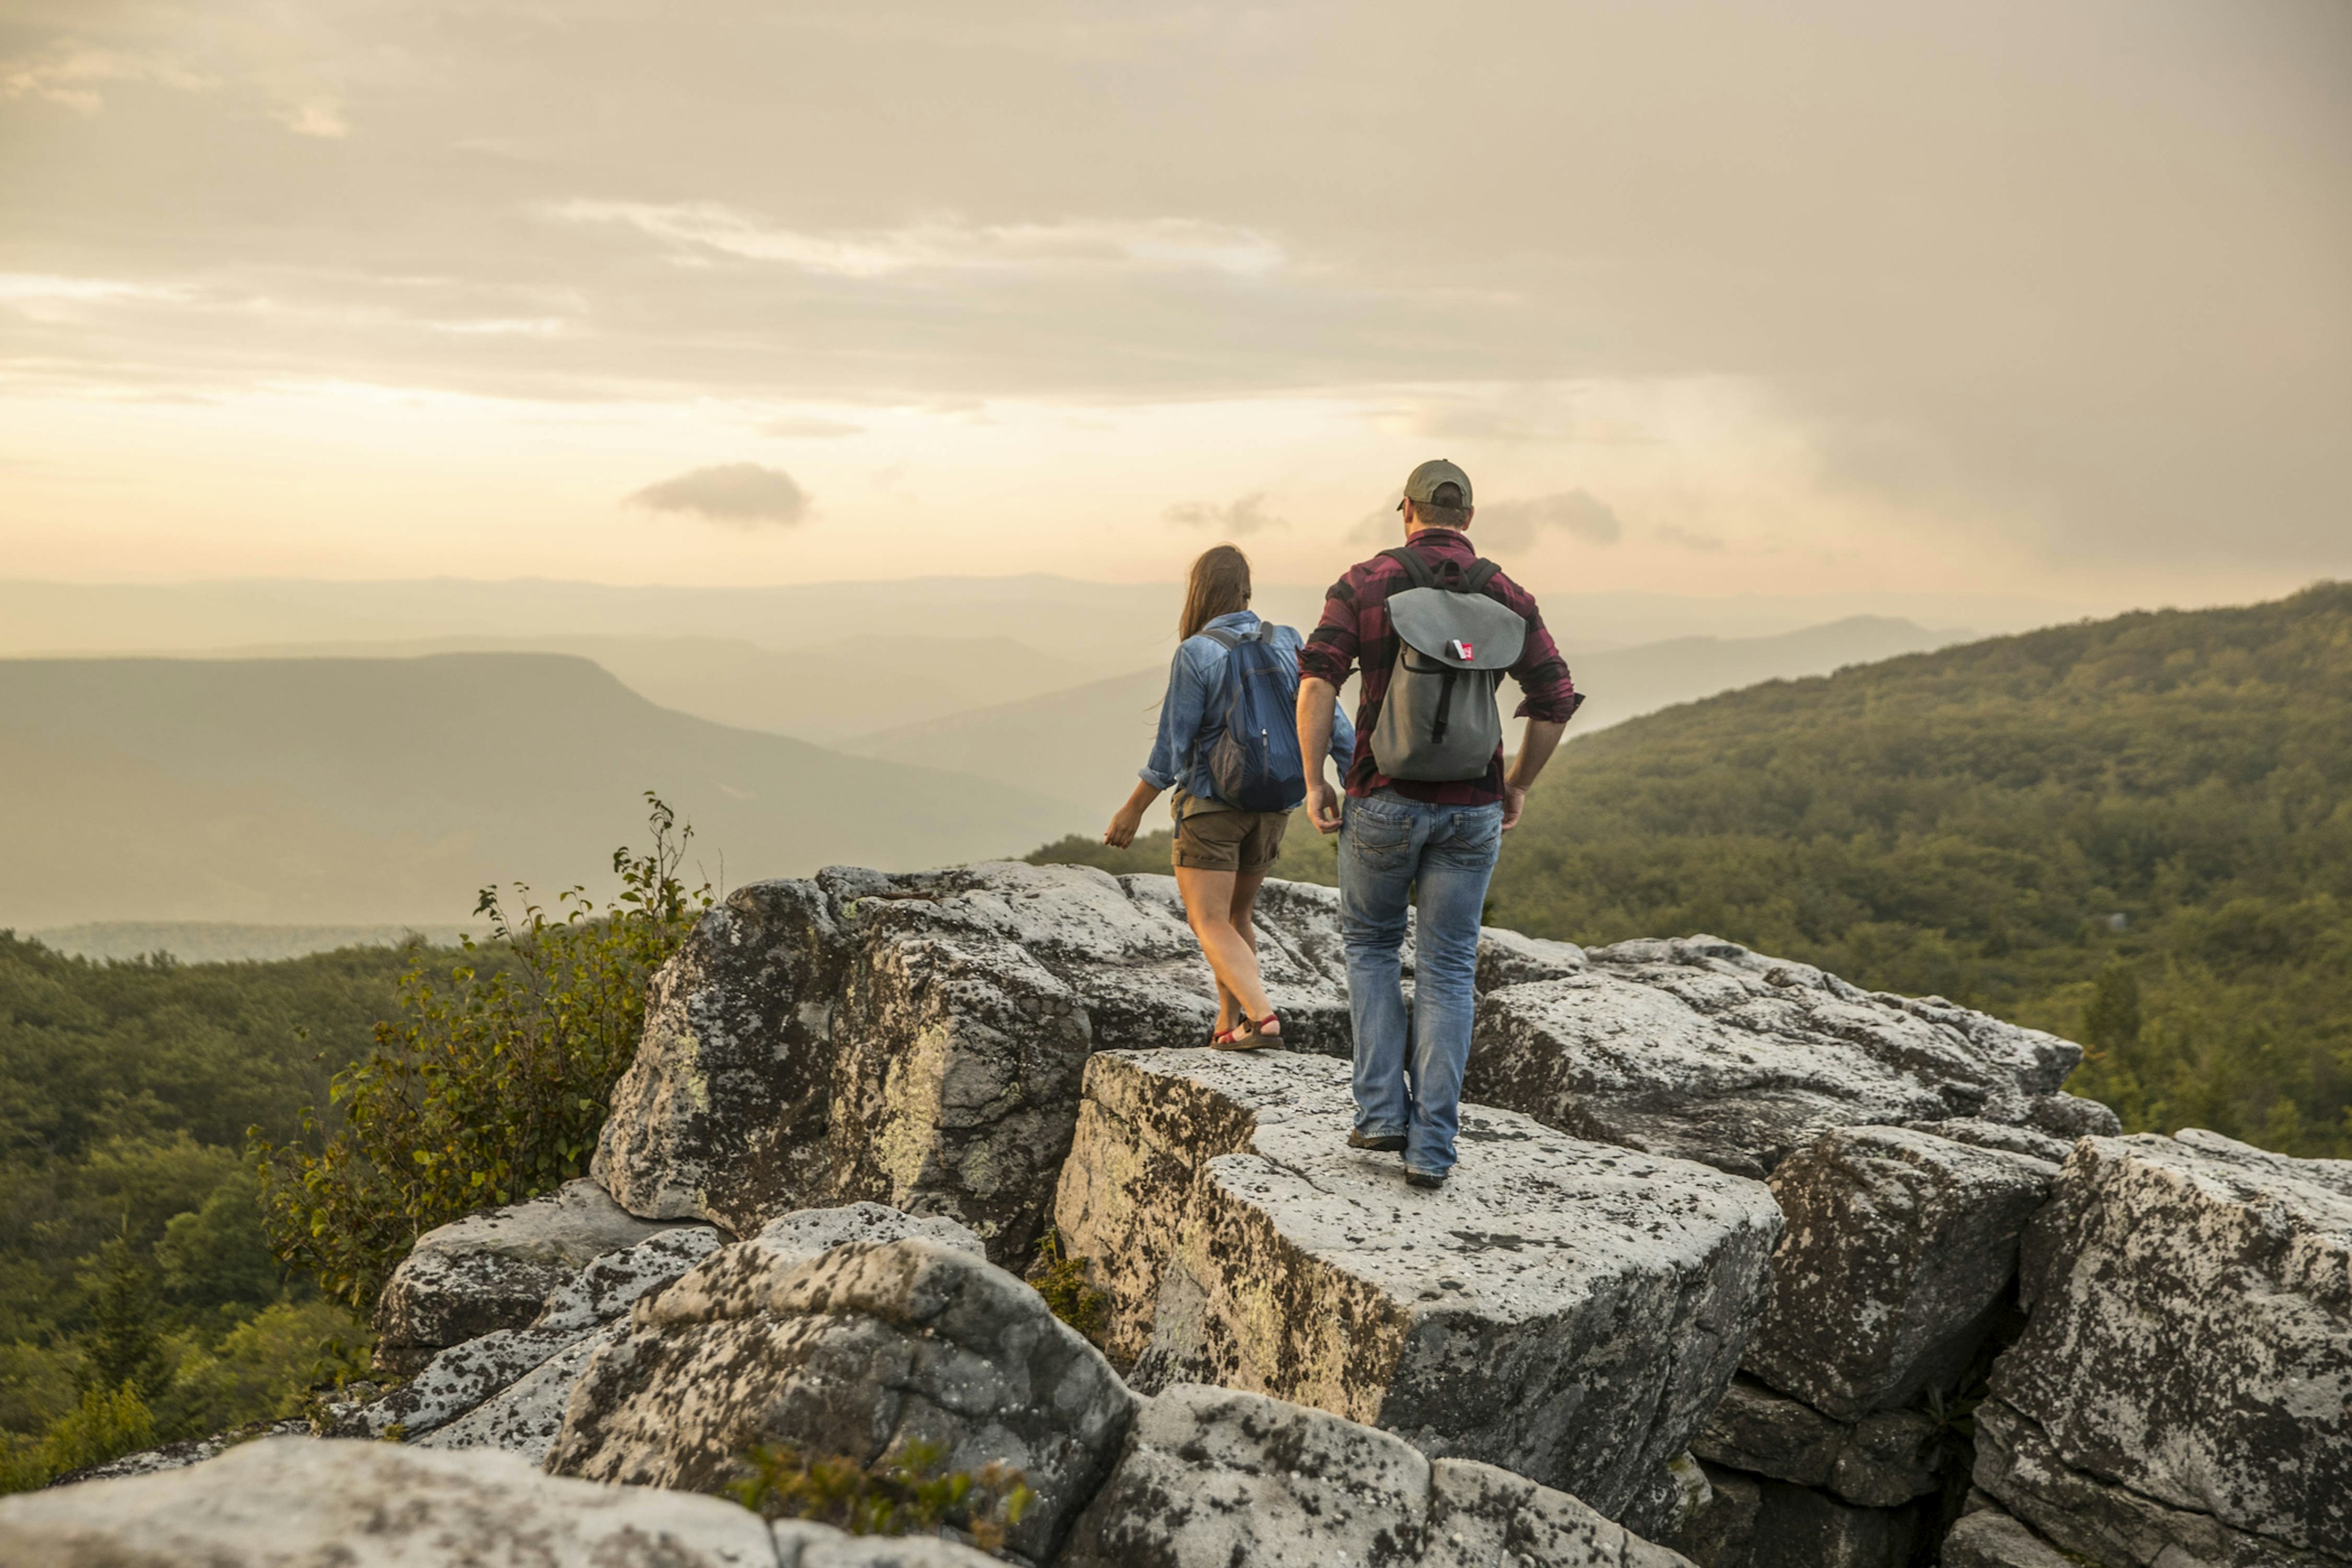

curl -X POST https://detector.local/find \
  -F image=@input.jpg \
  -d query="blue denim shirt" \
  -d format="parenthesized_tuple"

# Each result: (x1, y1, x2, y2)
(1140, 609, 1355, 802)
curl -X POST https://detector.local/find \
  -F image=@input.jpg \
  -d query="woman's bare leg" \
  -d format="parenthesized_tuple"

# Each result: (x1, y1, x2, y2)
(1175, 864, 1274, 1028)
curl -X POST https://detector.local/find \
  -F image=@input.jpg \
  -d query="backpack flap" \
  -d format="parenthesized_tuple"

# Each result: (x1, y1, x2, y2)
(1385, 586, 1527, 670)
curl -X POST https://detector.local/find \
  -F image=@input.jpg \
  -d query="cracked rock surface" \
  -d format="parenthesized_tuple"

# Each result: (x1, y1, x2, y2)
(1058, 1382, 1696, 1567)
(1743, 1125, 2055, 1420)
(548, 1235, 1134, 1564)
(1980, 1131, 2352, 1564)
(1052, 1046, 1784, 1531)
(594, 864, 1358, 1259)
(371, 1177, 706, 1374)
(0, 1436, 779, 1567)
(1691, 1377, 1943, 1509)
(1465, 935, 2116, 1180)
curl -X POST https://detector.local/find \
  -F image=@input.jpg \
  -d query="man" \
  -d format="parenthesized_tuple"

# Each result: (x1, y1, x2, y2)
(1295, 459, 1580, 1188)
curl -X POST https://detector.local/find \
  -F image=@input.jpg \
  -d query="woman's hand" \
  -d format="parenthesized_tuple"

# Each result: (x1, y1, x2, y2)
(1104, 801, 1146, 848)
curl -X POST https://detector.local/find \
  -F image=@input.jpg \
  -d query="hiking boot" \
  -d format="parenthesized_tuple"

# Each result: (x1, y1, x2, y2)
(1404, 1167, 1448, 1189)
(1348, 1129, 1407, 1153)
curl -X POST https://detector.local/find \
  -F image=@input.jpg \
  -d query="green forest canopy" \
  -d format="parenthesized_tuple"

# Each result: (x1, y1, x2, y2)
(1036, 582, 2352, 1156)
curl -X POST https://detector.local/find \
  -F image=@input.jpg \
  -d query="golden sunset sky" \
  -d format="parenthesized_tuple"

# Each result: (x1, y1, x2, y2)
(2, 1, 2346, 615)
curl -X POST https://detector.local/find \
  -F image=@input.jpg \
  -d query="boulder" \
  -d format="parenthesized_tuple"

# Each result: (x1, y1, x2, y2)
(1940, 1502, 2091, 1568)
(548, 1235, 1136, 1564)
(771, 1523, 1003, 1567)
(1742, 1126, 2055, 1420)
(372, 1177, 708, 1373)
(1980, 1131, 2352, 1564)
(1055, 1381, 1696, 1567)
(1972, 1396, 2347, 1568)
(1691, 1377, 1942, 1509)
(594, 864, 1357, 1258)
(1653, 1460, 1928, 1568)
(346, 1223, 726, 1443)
(1464, 935, 2116, 1180)
(1050, 1046, 1784, 1529)
(0, 1435, 775, 1567)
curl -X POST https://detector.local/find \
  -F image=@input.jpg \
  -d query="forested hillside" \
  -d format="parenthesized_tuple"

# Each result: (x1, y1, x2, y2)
(0, 938, 408, 1468)
(1037, 584, 2352, 1155)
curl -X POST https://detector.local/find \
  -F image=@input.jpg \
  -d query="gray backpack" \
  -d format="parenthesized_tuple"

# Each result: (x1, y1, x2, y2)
(1368, 546, 1529, 782)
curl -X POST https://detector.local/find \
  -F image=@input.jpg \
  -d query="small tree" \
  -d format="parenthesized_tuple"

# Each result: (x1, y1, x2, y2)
(252, 796, 710, 1310)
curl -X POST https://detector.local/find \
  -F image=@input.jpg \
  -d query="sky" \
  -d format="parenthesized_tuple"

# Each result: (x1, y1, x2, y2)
(2, 0, 2347, 613)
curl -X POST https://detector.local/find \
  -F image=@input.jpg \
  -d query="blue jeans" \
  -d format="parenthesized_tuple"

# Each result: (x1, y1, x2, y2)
(1338, 789, 1504, 1176)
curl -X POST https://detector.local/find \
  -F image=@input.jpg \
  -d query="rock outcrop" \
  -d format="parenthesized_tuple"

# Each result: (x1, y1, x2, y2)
(1975, 1131, 2352, 1566)
(1689, 1378, 1942, 1510)
(372, 1176, 707, 1374)
(1051, 1045, 1784, 1531)
(594, 865, 1358, 1259)
(0, 1436, 779, 1567)
(1465, 935, 2117, 1181)
(1742, 1125, 2055, 1420)
(1939, 1503, 2081, 1568)
(549, 1234, 1135, 1564)
(1058, 1382, 1697, 1567)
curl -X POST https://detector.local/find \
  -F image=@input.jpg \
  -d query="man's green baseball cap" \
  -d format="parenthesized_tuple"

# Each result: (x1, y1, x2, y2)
(1398, 458, 1472, 510)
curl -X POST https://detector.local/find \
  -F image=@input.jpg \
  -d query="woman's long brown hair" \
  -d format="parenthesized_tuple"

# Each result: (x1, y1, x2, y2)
(1178, 545, 1253, 639)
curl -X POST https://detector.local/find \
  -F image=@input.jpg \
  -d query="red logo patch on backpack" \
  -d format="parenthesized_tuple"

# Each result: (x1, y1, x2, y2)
(1450, 639, 1475, 661)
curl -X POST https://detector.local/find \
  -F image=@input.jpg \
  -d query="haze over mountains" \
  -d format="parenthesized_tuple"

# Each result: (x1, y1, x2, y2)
(1, 575, 1973, 937)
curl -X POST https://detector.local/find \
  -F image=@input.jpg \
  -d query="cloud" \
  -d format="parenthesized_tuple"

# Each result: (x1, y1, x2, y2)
(762, 415, 863, 439)
(1472, 490, 1623, 551)
(548, 202, 1286, 279)
(0, 45, 214, 114)
(1655, 524, 1726, 552)
(627, 463, 811, 527)
(1165, 491, 1286, 536)
(274, 99, 348, 138)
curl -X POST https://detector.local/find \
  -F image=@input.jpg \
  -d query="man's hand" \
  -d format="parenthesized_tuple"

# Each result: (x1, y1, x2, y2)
(1104, 800, 1147, 848)
(1501, 783, 1529, 832)
(1305, 777, 1343, 835)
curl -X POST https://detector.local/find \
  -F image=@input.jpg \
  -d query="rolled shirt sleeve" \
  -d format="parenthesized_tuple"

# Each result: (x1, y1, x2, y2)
(1297, 577, 1360, 691)
(1507, 610, 1583, 724)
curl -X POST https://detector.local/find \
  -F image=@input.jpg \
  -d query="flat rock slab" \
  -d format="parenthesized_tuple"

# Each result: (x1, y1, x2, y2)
(1744, 1125, 2054, 1420)
(549, 1236, 1135, 1564)
(372, 1177, 709, 1373)
(1692, 1376, 1942, 1509)
(1466, 934, 2116, 1180)
(594, 864, 1359, 1257)
(1058, 1382, 1695, 1567)
(0, 1435, 775, 1567)
(1052, 1046, 1784, 1528)
(1984, 1132, 2352, 1563)
(1942, 1502, 2103, 1568)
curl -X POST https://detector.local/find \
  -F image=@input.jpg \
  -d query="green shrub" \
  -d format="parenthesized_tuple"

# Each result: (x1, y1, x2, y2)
(728, 1439, 1033, 1555)
(1025, 1228, 1109, 1346)
(252, 796, 709, 1310)
(0, 1382, 158, 1493)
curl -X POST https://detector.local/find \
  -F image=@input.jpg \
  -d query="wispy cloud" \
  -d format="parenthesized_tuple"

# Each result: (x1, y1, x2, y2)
(1474, 490, 1623, 551)
(1165, 491, 1286, 536)
(0, 45, 214, 115)
(548, 202, 1286, 279)
(627, 463, 811, 527)
(762, 415, 864, 439)
(1656, 524, 1727, 552)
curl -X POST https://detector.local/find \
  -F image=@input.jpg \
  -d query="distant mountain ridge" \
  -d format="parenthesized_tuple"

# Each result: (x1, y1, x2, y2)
(0, 653, 1088, 926)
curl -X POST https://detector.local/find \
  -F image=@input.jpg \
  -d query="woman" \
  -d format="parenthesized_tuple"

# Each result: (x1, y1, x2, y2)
(1105, 545, 1354, 1049)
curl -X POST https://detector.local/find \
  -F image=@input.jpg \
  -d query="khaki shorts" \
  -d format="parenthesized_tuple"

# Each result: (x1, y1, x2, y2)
(1172, 804, 1289, 873)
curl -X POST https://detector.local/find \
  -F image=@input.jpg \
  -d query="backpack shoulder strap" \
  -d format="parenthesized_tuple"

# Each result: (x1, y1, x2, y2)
(1380, 546, 1437, 590)
(1464, 558, 1504, 593)
(1197, 626, 1244, 649)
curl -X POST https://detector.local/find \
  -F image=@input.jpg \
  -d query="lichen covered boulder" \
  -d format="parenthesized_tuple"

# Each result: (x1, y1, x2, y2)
(1691, 1377, 1943, 1509)
(593, 864, 1357, 1257)
(1057, 1382, 1696, 1567)
(548, 1236, 1135, 1564)
(371, 1177, 705, 1374)
(1742, 1125, 2055, 1420)
(0, 1436, 777, 1567)
(1465, 935, 2116, 1180)
(1052, 1046, 1784, 1529)
(1978, 1131, 2352, 1564)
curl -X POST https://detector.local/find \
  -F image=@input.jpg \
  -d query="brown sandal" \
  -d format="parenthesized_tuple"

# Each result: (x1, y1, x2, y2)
(1214, 1012, 1281, 1050)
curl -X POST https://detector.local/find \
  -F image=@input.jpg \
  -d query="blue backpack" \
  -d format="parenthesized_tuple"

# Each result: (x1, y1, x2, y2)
(1199, 623, 1308, 813)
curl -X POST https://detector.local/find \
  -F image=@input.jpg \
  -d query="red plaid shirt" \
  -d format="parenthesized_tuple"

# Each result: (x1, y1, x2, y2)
(1299, 529, 1581, 804)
